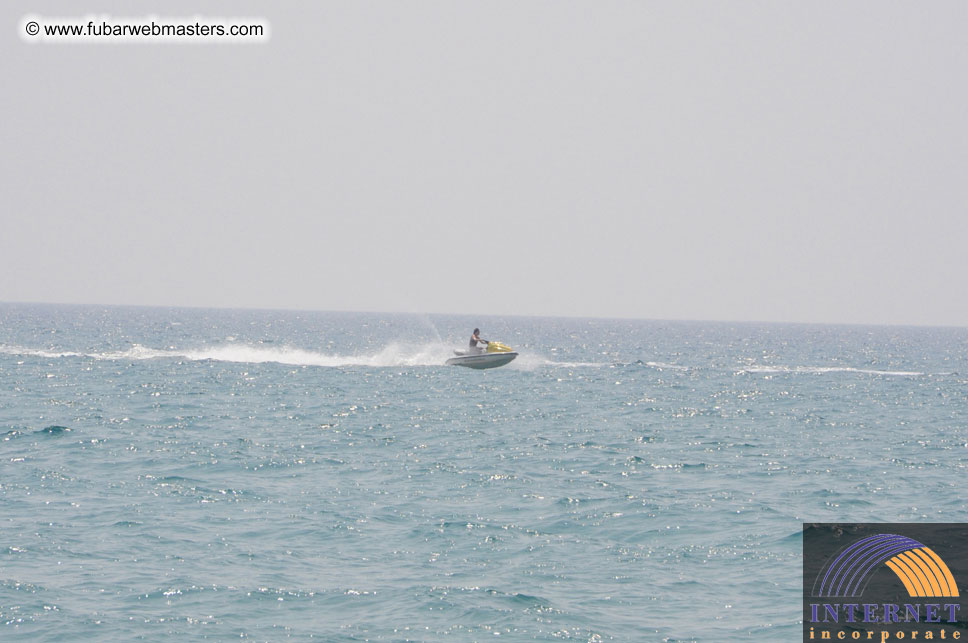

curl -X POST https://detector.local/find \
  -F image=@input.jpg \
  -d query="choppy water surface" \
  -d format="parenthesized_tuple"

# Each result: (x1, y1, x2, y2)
(1, 304, 966, 641)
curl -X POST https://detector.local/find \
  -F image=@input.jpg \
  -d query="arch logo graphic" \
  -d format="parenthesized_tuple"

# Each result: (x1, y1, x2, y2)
(813, 533, 959, 599)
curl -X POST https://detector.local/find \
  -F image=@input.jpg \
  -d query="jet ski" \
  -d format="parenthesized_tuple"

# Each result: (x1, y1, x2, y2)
(446, 341, 518, 369)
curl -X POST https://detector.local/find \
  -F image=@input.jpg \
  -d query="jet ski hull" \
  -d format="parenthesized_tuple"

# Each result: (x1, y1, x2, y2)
(445, 351, 518, 369)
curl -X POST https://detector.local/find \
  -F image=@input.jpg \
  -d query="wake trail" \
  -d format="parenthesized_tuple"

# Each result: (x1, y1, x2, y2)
(0, 343, 605, 369)
(737, 365, 924, 377)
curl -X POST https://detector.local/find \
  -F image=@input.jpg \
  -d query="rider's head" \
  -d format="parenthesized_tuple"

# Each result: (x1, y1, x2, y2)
(473, 328, 480, 334)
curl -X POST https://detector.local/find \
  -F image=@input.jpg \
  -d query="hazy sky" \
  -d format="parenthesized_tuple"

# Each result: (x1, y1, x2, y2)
(3, 2, 967, 325)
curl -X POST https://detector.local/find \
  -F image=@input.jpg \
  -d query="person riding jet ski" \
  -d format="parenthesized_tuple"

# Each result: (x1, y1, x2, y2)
(469, 328, 489, 353)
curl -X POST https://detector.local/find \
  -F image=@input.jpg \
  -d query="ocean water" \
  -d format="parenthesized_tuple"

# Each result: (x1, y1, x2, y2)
(1, 303, 966, 641)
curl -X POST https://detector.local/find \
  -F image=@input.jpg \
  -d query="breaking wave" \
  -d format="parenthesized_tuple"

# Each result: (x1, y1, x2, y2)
(641, 360, 691, 371)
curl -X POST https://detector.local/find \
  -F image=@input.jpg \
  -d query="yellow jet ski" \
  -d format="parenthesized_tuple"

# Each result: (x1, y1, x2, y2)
(446, 341, 518, 369)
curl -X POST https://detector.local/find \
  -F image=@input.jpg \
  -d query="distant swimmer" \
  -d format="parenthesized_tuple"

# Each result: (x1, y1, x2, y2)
(469, 328, 489, 352)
